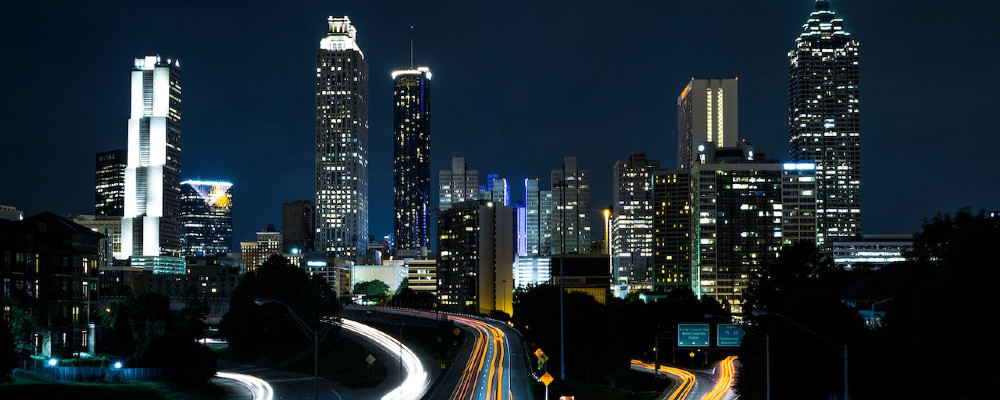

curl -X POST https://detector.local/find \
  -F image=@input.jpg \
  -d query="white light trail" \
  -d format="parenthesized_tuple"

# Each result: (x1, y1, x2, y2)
(215, 371, 274, 400)
(340, 318, 430, 400)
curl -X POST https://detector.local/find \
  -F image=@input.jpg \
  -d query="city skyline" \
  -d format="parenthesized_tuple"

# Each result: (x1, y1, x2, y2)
(2, 1, 996, 249)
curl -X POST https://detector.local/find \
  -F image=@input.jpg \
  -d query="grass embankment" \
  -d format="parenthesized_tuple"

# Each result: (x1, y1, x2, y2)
(0, 376, 225, 400)
(216, 327, 389, 388)
(363, 319, 462, 361)
(530, 370, 672, 400)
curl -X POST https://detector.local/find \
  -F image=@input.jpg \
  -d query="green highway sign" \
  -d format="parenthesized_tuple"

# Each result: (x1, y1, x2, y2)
(717, 324, 745, 347)
(677, 323, 710, 347)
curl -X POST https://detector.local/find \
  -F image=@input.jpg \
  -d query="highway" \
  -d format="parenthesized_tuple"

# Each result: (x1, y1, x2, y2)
(340, 318, 431, 400)
(352, 307, 530, 400)
(214, 371, 275, 400)
(630, 355, 738, 400)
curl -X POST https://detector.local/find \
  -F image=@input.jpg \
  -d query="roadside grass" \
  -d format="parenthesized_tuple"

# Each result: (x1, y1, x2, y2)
(529, 369, 672, 400)
(0, 376, 225, 400)
(216, 328, 388, 388)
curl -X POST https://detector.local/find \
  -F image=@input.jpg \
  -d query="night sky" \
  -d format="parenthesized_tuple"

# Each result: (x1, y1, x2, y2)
(2, 1, 997, 250)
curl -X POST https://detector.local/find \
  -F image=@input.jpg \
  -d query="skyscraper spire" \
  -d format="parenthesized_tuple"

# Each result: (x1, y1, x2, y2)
(409, 25, 415, 69)
(788, 0, 861, 244)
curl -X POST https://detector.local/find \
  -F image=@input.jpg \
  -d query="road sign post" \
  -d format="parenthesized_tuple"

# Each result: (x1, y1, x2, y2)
(540, 372, 554, 400)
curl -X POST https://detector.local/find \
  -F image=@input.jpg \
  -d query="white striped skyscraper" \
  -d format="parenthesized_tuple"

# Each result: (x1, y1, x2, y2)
(315, 16, 369, 260)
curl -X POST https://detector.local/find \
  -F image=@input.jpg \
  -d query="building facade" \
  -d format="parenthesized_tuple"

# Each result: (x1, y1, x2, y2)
(611, 151, 660, 295)
(436, 200, 513, 316)
(239, 224, 282, 273)
(439, 157, 480, 212)
(121, 55, 184, 273)
(282, 200, 314, 254)
(315, 16, 369, 261)
(180, 180, 233, 257)
(0, 212, 103, 357)
(832, 234, 912, 270)
(690, 142, 816, 314)
(677, 78, 738, 169)
(392, 66, 431, 254)
(789, 0, 862, 244)
(651, 169, 693, 294)
(95, 149, 126, 217)
(524, 178, 552, 256)
(551, 157, 591, 255)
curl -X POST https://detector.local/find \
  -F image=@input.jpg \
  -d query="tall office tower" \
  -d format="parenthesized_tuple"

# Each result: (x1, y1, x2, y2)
(611, 151, 660, 295)
(524, 178, 552, 256)
(179, 180, 233, 257)
(551, 157, 591, 254)
(789, 0, 861, 244)
(439, 157, 480, 212)
(437, 200, 514, 316)
(391, 66, 431, 253)
(95, 150, 127, 217)
(677, 78, 738, 169)
(122, 55, 183, 274)
(691, 141, 816, 314)
(316, 16, 369, 261)
(282, 200, 314, 253)
(489, 176, 510, 206)
(651, 169, 693, 294)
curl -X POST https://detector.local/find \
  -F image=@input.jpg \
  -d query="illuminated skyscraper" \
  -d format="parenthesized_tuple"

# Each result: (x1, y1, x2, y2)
(316, 16, 369, 261)
(551, 157, 591, 254)
(391, 66, 431, 254)
(611, 151, 659, 294)
(677, 78, 738, 169)
(180, 180, 233, 256)
(95, 149, 126, 217)
(488, 175, 510, 207)
(439, 157, 479, 212)
(689, 141, 816, 314)
(436, 200, 513, 316)
(789, 0, 861, 243)
(651, 169, 693, 294)
(122, 55, 183, 273)
(524, 178, 552, 256)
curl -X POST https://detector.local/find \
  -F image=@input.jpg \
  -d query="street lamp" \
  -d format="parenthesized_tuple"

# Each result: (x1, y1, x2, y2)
(553, 179, 568, 380)
(752, 310, 847, 400)
(255, 298, 333, 400)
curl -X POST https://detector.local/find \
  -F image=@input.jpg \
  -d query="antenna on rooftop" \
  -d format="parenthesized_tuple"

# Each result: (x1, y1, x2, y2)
(409, 25, 414, 69)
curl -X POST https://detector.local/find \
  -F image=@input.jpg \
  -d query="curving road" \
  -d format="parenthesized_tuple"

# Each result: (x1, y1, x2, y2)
(353, 307, 529, 400)
(340, 318, 431, 400)
(630, 355, 738, 400)
(214, 371, 275, 400)
(631, 359, 696, 400)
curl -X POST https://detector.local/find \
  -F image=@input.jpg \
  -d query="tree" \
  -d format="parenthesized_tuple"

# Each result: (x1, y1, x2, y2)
(388, 288, 438, 309)
(354, 279, 390, 297)
(102, 291, 217, 386)
(738, 241, 866, 399)
(879, 209, 1000, 398)
(1, 293, 36, 357)
(221, 255, 340, 358)
(0, 316, 16, 383)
